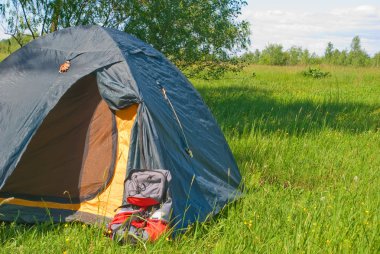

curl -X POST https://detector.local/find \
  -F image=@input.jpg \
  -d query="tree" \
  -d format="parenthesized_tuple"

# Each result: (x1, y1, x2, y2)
(300, 49, 311, 65)
(324, 42, 334, 63)
(348, 36, 370, 66)
(240, 49, 260, 64)
(253, 49, 261, 63)
(306, 52, 321, 65)
(350, 36, 361, 52)
(372, 52, 380, 67)
(259, 44, 287, 65)
(1, 0, 250, 77)
(338, 50, 348, 65)
(287, 46, 302, 65)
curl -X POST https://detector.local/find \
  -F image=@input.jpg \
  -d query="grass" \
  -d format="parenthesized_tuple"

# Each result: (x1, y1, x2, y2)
(1, 64, 380, 253)
(0, 53, 8, 62)
(0, 37, 30, 62)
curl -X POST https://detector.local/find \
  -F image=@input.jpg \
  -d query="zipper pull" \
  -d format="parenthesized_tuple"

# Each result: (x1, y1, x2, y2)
(161, 87, 168, 100)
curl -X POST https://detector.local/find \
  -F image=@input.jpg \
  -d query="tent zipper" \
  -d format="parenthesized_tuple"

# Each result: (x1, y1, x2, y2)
(161, 87, 193, 158)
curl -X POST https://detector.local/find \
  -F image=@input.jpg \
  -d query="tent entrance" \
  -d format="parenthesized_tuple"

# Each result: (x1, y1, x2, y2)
(1, 74, 116, 203)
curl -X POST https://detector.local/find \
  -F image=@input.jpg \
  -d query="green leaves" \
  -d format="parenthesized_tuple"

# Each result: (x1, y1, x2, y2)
(122, 1, 250, 77)
(1, 0, 250, 77)
(302, 67, 330, 79)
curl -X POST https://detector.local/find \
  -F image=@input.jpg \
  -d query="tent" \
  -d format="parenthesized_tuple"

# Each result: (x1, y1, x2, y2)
(0, 25, 241, 228)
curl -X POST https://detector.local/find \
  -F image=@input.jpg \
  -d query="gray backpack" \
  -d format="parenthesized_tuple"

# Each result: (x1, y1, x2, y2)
(107, 169, 172, 244)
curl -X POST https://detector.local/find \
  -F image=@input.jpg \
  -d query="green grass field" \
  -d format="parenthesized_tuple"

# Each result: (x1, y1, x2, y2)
(0, 39, 21, 62)
(1, 65, 379, 253)
(0, 53, 7, 62)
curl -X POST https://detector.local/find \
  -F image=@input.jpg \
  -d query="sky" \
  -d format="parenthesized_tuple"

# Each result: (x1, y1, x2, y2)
(242, 0, 380, 55)
(1, 1, 379, 56)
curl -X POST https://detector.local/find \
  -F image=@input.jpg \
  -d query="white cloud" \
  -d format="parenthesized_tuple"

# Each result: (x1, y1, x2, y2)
(242, 5, 380, 55)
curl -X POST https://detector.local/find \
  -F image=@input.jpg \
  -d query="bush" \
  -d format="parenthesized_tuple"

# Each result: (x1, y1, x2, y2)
(302, 67, 330, 79)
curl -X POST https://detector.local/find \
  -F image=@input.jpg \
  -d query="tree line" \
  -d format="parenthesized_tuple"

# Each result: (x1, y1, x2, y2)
(240, 36, 380, 67)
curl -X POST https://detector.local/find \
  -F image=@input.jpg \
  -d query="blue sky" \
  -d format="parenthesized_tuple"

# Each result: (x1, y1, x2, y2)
(242, 0, 380, 55)
(1, 1, 379, 55)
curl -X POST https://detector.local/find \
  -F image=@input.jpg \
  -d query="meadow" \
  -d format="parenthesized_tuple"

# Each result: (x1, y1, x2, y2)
(1, 65, 379, 253)
(0, 39, 23, 62)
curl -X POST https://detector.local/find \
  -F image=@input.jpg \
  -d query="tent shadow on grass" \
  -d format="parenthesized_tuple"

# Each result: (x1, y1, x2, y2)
(197, 85, 380, 136)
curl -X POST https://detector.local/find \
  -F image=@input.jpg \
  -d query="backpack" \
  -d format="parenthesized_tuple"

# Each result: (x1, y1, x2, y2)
(106, 169, 172, 244)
